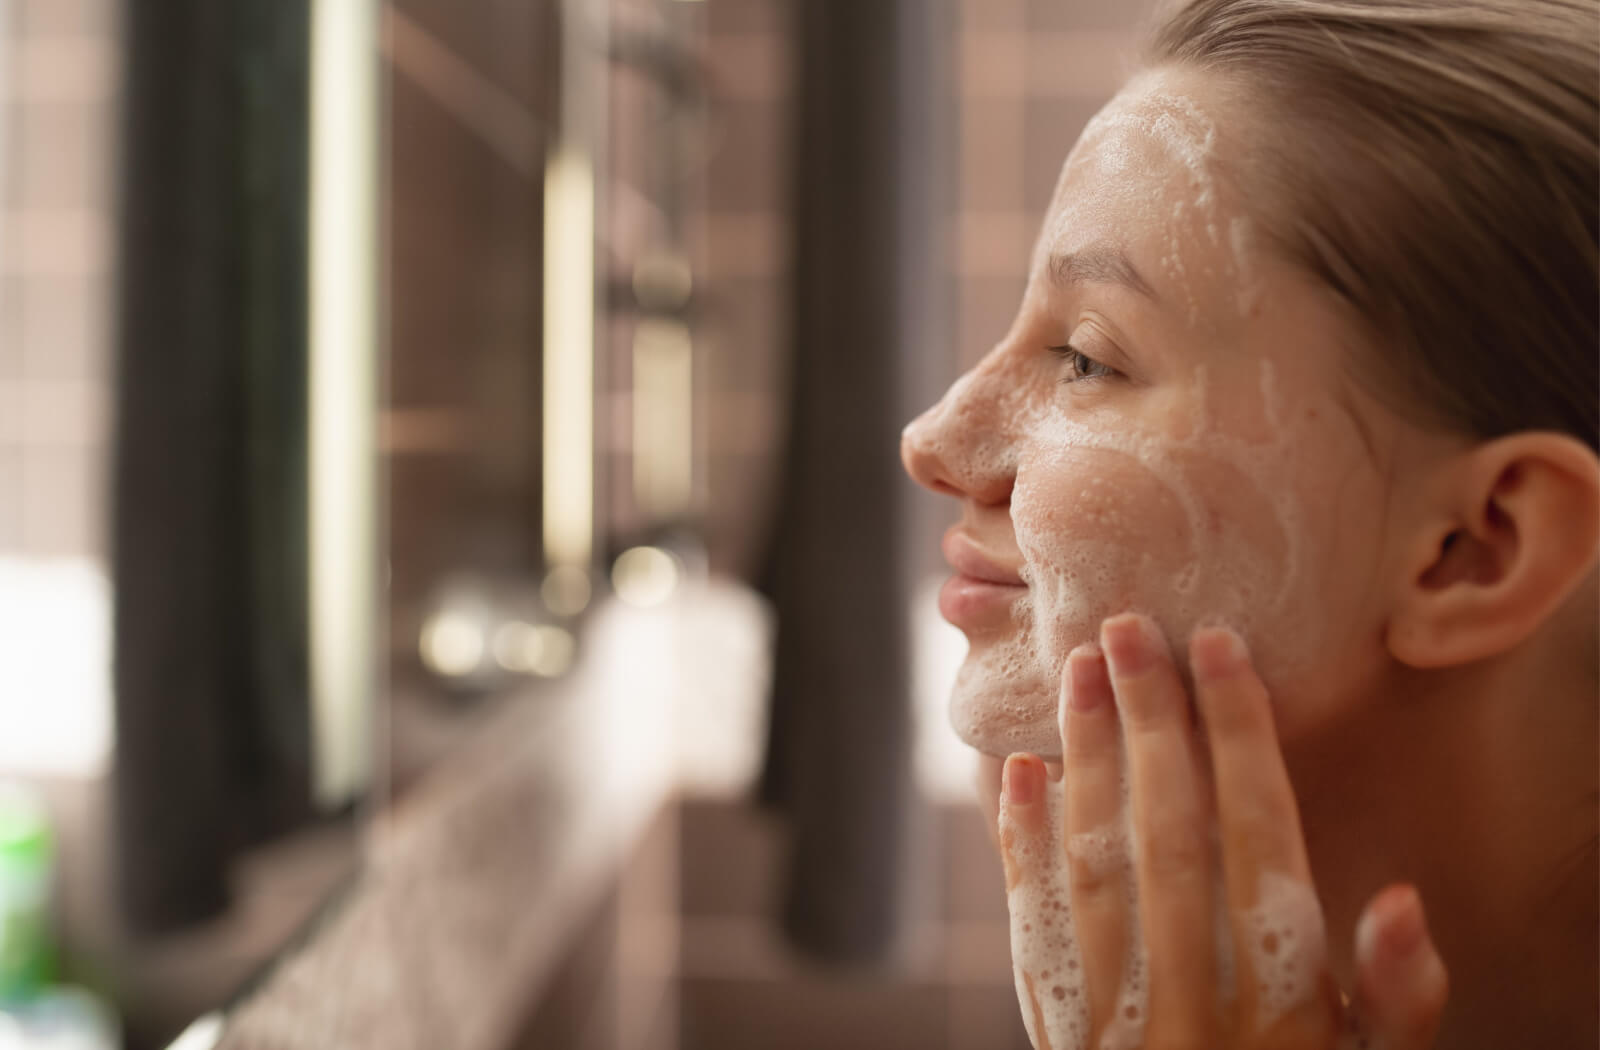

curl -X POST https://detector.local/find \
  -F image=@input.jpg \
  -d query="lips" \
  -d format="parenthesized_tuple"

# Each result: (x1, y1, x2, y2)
(938, 529, 1026, 627)
(941, 529, 1026, 586)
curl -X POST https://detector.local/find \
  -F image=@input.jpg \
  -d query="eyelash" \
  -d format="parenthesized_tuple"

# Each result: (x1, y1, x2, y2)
(1046, 344, 1117, 384)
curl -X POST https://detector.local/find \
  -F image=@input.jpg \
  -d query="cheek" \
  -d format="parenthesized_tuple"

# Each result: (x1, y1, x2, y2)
(1012, 441, 1319, 678)
(1013, 448, 1192, 664)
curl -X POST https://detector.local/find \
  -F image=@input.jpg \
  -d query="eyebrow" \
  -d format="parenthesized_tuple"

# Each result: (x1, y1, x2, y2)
(1047, 246, 1158, 301)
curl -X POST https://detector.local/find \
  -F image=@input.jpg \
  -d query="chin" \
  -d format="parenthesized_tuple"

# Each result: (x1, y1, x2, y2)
(948, 642, 1064, 759)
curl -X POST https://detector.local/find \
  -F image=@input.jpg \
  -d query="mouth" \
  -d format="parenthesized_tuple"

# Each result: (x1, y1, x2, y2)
(938, 529, 1026, 627)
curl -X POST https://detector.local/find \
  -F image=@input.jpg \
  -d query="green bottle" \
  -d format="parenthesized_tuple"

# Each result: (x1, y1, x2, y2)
(0, 785, 54, 1002)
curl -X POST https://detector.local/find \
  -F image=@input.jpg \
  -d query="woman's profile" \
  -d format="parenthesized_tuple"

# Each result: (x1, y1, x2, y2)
(901, 1, 1598, 1047)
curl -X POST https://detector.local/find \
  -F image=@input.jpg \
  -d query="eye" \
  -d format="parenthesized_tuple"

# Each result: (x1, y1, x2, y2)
(1046, 344, 1118, 384)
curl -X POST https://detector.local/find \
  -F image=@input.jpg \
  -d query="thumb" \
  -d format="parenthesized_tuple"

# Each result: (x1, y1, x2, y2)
(1352, 884, 1450, 1050)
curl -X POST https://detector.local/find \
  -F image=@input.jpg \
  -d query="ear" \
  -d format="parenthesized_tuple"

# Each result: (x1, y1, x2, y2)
(1388, 433, 1600, 669)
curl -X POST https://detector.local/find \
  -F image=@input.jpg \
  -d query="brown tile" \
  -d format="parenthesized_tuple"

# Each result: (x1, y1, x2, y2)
(15, 100, 113, 209)
(20, 380, 106, 448)
(680, 975, 950, 1050)
(17, 273, 108, 381)
(942, 806, 1009, 923)
(1025, 0, 1159, 34)
(947, 985, 1034, 1050)
(949, 211, 1035, 279)
(704, 33, 788, 103)
(15, 0, 115, 36)
(958, 33, 1027, 100)
(0, 278, 24, 378)
(705, 99, 785, 213)
(957, 0, 1025, 33)
(385, 1, 549, 112)
(1026, 31, 1140, 100)
(20, 446, 103, 557)
(702, 212, 787, 280)
(956, 276, 1026, 369)
(0, 448, 21, 551)
(1022, 96, 1106, 214)
(957, 99, 1025, 210)
(706, 0, 787, 35)
(702, 275, 783, 389)
(678, 798, 783, 920)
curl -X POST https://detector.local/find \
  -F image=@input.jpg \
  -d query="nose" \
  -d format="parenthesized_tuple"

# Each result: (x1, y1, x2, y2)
(900, 365, 1018, 506)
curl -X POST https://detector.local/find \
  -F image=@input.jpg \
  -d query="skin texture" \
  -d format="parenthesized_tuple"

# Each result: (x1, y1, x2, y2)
(902, 66, 1600, 1049)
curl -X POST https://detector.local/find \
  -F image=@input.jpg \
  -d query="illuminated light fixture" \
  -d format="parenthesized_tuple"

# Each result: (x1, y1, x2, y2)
(420, 611, 486, 678)
(491, 621, 543, 672)
(494, 620, 576, 677)
(542, 145, 595, 571)
(541, 564, 592, 618)
(529, 625, 576, 677)
(632, 319, 694, 521)
(612, 546, 680, 608)
(308, 0, 378, 809)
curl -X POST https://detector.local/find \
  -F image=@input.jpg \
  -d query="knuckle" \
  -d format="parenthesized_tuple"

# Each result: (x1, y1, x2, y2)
(1142, 822, 1210, 884)
(1065, 852, 1121, 899)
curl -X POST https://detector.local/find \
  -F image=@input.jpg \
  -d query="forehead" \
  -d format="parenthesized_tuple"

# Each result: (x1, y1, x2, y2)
(1033, 68, 1250, 320)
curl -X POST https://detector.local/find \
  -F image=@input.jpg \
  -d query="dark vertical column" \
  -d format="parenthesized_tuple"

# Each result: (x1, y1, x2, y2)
(762, 0, 924, 962)
(112, 0, 311, 935)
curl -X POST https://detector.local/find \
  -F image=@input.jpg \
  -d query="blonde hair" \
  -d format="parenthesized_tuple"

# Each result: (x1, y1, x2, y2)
(1148, 0, 1599, 449)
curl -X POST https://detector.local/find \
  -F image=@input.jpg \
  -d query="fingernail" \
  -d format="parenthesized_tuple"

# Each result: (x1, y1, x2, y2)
(1358, 885, 1426, 967)
(1102, 614, 1162, 676)
(1003, 754, 1041, 806)
(1191, 626, 1248, 682)
(1066, 644, 1105, 711)
(1381, 889, 1426, 959)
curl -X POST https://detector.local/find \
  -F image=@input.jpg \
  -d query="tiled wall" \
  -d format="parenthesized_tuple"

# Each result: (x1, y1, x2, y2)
(693, 0, 790, 579)
(951, 0, 1153, 372)
(0, 0, 116, 559)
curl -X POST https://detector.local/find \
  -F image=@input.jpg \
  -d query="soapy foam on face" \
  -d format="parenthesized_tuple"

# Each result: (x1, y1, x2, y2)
(1041, 83, 1239, 326)
(912, 70, 1346, 1050)
(928, 351, 1316, 760)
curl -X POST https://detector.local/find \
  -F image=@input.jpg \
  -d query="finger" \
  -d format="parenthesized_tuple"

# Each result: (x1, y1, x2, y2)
(1102, 613, 1216, 1037)
(1000, 753, 1049, 893)
(1191, 626, 1331, 1034)
(1354, 885, 1449, 1050)
(1018, 971, 1056, 1050)
(1060, 643, 1130, 1032)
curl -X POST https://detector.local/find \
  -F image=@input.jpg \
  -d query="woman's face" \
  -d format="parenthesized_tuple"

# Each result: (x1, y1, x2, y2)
(903, 68, 1413, 800)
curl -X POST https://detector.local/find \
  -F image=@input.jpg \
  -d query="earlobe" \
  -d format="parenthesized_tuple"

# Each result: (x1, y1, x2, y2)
(1387, 433, 1600, 670)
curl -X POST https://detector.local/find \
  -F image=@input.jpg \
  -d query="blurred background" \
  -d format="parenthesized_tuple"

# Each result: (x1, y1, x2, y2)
(0, 0, 1152, 1047)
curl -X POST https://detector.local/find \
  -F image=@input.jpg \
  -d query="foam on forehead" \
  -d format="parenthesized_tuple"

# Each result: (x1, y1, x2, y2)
(1035, 76, 1262, 323)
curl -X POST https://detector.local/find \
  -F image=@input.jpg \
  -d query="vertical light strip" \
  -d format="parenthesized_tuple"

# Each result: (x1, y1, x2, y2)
(308, 0, 378, 808)
(631, 319, 693, 520)
(542, 145, 595, 567)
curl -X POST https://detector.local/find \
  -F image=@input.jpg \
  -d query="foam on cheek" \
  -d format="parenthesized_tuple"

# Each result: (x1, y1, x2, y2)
(1011, 360, 1314, 690)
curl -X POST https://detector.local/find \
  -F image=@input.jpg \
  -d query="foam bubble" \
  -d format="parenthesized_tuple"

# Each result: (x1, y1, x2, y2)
(1241, 870, 1328, 1025)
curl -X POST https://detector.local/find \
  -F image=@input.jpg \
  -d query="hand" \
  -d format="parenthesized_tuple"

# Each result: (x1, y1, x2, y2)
(998, 613, 1450, 1050)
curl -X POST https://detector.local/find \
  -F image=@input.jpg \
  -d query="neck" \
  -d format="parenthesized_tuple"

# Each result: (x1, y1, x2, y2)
(1287, 639, 1598, 1049)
